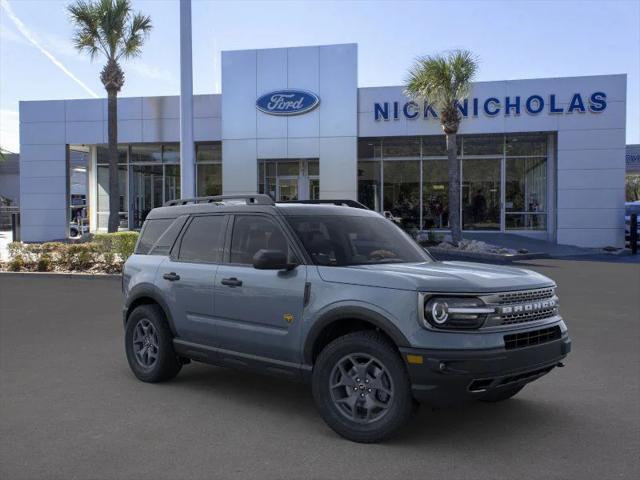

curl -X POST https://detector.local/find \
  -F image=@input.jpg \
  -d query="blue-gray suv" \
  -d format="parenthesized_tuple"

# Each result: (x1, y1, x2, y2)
(122, 194, 571, 443)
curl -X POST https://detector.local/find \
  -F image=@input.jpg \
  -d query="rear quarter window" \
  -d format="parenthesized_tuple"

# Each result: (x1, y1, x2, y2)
(136, 218, 175, 255)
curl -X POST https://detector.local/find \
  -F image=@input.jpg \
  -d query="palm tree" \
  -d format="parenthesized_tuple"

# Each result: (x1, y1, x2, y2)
(405, 50, 478, 244)
(68, 0, 152, 232)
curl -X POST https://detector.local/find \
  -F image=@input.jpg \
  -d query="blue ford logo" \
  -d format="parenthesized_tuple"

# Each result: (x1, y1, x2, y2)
(256, 89, 320, 116)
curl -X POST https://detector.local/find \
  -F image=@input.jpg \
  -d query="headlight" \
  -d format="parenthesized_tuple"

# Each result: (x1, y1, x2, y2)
(423, 296, 495, 329)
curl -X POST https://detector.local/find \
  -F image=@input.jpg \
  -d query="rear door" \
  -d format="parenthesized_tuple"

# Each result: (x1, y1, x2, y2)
(213, 214, 307, 363)
(158, 214, 228, 345)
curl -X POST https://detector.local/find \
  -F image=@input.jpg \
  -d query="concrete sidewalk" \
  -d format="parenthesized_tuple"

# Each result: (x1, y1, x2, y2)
(463, 232, 611, 257)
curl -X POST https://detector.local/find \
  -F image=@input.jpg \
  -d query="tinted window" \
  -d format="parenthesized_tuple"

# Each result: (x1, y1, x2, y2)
(230, 216, 290, 264)
(136, 218, 174, 254)
(149, 216, 187, 256)
(178, 215, 226, 263)
(286, 215, 429, 266)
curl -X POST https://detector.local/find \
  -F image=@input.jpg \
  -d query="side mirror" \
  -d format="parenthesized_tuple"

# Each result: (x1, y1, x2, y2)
(252, 249, 296, 270)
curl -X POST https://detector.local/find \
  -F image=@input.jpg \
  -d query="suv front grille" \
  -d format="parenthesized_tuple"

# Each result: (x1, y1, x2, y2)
(504, 326, 561, 350)
(496, 287, 558, 325)
(497, 288, 555, 305)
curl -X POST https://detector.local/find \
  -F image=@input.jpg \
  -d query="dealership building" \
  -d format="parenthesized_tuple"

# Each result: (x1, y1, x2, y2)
(19, 43, 627, 247)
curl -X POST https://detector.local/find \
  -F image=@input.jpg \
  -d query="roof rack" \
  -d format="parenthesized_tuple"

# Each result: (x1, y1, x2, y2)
(163, 194, 275, 207)
(276, 199, 369, 209)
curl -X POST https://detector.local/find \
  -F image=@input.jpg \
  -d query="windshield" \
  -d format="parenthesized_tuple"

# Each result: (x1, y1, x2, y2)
(286, 214, 430, 266)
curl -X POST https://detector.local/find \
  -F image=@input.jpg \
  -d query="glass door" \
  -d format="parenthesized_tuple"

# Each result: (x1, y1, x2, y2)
(461, 158, 502, 230)
(277, 178, 299, 201)
(130, 164, 163, 228)
(259, 159, 319, 201)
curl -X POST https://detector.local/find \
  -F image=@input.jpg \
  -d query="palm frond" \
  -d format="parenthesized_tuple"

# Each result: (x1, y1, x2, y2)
(67, 0, 107, 59)
(405, 49, 478, 115)
(67, 0, 153, 68)
(118, 13, 152, 60)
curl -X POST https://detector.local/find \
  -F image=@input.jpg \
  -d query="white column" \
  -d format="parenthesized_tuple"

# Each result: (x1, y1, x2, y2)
(179, 0, 195, 198)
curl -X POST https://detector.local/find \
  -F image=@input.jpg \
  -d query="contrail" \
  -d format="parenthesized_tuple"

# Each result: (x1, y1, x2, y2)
(1, 0, 100, 98)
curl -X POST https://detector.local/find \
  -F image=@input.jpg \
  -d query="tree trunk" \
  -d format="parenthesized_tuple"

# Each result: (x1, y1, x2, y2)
(107, 89, 120, 233)
(447, 132, 462, 244)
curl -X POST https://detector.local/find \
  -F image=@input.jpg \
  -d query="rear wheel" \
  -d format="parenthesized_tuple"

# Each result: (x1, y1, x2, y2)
(125, 304, 181, 383)
(312, 331, 413, 443)
(479, 385, 524, 403)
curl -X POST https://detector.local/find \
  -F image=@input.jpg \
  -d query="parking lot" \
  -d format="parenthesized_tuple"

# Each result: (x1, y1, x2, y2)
(1, 258, 639, 480)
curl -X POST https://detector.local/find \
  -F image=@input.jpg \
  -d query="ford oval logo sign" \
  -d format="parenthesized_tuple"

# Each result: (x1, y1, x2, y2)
(256, 90, 320, 116)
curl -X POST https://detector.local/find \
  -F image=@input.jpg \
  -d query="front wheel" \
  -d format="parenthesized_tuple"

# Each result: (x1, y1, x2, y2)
(312, 331, 413, 443)
(125, 304, 182, 383)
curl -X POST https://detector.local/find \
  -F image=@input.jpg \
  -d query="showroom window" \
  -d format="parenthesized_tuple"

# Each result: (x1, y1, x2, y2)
(196, 143, 222, 197)
(96, 146, 129, 230)
(356, 133, 550, 233)
(96, 143, 183, 230)
(357, 139, 381, 211)
(505, 134, 548, 230)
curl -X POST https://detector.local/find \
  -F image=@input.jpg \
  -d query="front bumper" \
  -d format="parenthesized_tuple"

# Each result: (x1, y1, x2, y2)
(399, 332, 571, 406)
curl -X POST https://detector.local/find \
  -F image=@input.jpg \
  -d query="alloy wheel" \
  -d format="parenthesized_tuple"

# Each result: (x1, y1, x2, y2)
(132, 318, 159, 368)
(329, 353, 394, 424)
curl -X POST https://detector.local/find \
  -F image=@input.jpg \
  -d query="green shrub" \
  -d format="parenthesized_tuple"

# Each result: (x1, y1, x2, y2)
(93, 233, 114, 253)
(103, 251, 115, 266)
(112, 232, 139, 260)
(2, 233, 138, 273)
(7, 242, 25, 258)
(8, 255, 25, 272)
(94, 231, 138, 261)
(63, 243, 99, 270)
(36, 254, 52, 272)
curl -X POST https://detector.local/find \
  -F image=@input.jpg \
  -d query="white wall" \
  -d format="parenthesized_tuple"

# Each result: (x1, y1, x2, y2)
(221, 44, 358, 198)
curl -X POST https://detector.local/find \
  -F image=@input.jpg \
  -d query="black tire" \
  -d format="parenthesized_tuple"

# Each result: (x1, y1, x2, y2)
(479, 385, 524, 403)
(125, 304, 182, 383)
(312, 331, 413, 443)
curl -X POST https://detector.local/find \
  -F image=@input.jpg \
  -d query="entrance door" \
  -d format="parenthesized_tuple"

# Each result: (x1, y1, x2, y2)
(461, 158, 502, 230)
(277, 177, 299, 201)
(259, 159, 319, 202)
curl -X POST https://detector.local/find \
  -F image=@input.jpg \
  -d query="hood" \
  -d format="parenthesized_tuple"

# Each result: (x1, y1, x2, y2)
(316, 261, 554, 293)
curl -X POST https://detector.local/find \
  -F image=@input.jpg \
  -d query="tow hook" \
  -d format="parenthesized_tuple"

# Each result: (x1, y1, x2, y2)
(557, 362, 565, 368)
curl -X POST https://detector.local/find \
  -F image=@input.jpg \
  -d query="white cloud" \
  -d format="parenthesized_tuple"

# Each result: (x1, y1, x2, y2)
(0, 110, 19, 153)
(0, 0, 99, 98)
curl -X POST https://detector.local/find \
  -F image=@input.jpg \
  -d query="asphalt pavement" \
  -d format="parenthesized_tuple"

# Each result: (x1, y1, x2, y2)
(1, 258, 639, 480)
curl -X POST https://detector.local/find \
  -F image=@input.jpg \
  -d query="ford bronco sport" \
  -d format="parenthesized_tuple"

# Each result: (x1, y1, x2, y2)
(122, 194, 570, 443)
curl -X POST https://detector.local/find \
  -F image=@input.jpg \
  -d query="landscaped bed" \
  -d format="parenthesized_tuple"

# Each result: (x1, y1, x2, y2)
(0, 232, 139, 274)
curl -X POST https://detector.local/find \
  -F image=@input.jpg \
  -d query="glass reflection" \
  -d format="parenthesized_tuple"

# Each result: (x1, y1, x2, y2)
(462, 159, 501, 230)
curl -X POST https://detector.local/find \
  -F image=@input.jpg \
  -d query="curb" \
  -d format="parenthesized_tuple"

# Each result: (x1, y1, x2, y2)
(0, 271, 121, 280)
(427, 247, 550, 264)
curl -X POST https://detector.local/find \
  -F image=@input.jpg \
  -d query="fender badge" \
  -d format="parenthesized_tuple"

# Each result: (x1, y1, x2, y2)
(283, 313, 294, 324)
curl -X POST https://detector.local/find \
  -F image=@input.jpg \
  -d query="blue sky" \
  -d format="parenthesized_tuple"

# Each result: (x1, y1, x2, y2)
(1, 0, 638, 152)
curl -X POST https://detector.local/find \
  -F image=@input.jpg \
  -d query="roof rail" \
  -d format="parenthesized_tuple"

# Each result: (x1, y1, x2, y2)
(276, 199, 369, 209)
(163, 194, 275, 207)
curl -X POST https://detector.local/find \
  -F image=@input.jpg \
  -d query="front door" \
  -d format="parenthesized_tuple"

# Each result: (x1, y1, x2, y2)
(214, 214, 307, 363)
(277, 177, 299, 201)
(259, 159, 319, 202)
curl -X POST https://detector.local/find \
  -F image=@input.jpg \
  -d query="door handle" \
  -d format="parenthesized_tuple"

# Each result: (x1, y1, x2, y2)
(221, 277, 243, 287)
(163, 272, 181, 282)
